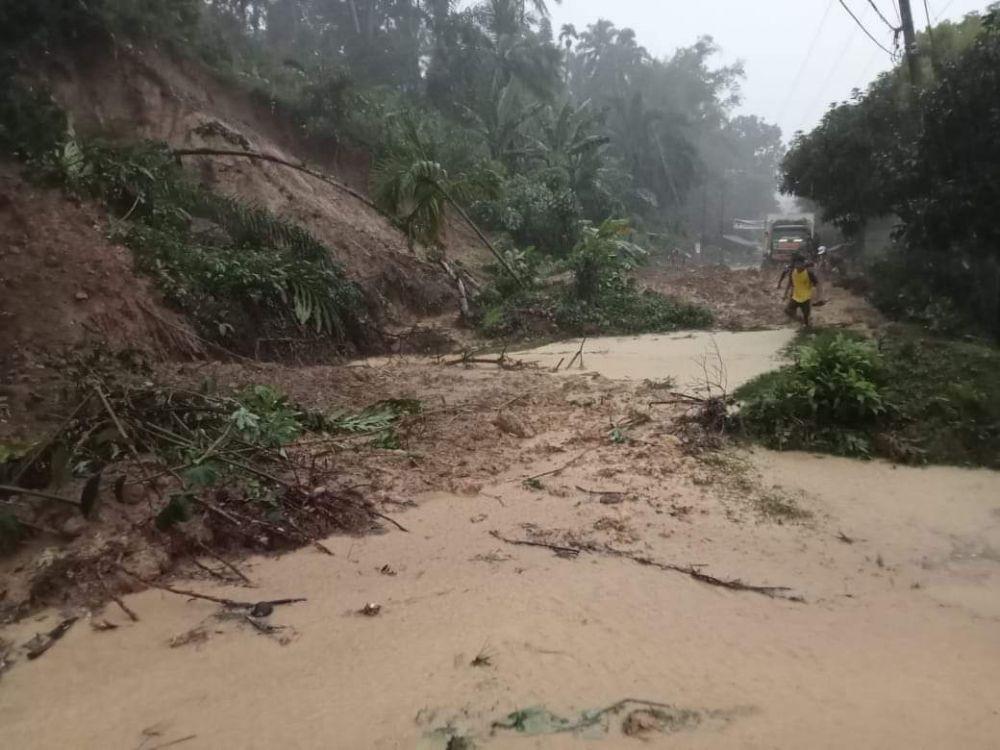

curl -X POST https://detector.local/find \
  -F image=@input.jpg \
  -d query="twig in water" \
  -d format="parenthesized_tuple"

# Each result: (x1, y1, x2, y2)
(517, 449, 593, 483)
(566, 338, 587, 369)
(118, 568, 305, 611)
(599, 544, 801, 601)
(194, 540, 253, 585)
(489, 530, 580, 558)
(487, 535, 801, 601)
(97, 571, 140, 622)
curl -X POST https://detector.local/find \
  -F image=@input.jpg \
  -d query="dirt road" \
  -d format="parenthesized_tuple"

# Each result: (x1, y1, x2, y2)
(2, 282, 999, 749)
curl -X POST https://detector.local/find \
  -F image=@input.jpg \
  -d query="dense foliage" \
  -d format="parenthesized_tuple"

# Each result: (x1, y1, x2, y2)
(2, 0, 769, 341)
(476, 218, 712, 338)
(1, 0, 782, 252)
(782, 6, 1000, 338)
(0, 68, 365, 353)
(736, 329, 1000, 467)
(736, 333, 887, 457)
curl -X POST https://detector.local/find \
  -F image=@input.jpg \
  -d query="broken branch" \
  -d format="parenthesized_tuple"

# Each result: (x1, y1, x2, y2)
(489, 530, 580, 558)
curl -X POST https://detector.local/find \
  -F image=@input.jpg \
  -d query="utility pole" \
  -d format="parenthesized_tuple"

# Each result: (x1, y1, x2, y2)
(897, 0, 922, 85)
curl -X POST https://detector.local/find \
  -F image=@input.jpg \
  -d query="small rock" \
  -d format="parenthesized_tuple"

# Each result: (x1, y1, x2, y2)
(492, 413, 534, 438)
(250, 602, 274, 617)
(74, 290, 89, 301)
(359, 602, 381, 617)
(58, 516, 89, 539)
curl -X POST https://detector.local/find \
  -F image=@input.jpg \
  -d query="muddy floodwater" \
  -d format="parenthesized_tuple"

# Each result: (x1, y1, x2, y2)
(3, 330, 1000, 749)
(514, 329, 796, 389)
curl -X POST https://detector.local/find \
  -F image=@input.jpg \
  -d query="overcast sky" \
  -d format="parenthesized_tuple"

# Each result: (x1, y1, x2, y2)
(548, 0, 989, 141)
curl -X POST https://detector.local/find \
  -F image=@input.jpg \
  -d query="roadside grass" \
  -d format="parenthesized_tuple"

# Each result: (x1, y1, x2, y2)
(734, 325, 1000, 468)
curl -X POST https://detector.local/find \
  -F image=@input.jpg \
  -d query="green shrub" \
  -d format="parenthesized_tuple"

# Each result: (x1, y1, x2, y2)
(0, 80, 365, 352)
(62, 140, 365, 349)
(736, 332, 886, 456)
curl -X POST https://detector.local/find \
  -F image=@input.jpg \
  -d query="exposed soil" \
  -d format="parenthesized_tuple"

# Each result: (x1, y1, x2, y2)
(0, 164, 201, 440)
(3, 306, 1000, 747)
(41, 45, 469, 331)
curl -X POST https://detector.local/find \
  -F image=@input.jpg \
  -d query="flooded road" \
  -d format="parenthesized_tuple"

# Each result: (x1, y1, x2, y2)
(3, 327, 1000, 749)
(514, 329, 795, 390)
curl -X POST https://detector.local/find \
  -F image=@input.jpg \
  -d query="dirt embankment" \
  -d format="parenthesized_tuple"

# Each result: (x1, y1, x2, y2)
(0, 165, 203, 438)
(41, 45, 471, 333)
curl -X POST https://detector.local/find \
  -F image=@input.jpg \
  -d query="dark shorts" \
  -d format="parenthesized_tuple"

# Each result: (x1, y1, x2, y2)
(785, 299, 811, 317)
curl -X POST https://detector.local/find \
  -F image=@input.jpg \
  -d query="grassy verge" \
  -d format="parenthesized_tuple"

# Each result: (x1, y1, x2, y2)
(734, 327, 1000, 468)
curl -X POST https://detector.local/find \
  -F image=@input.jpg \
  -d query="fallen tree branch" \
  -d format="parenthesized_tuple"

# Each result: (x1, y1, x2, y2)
(516, 449, 594, 483)
(118, 568, 305, 611)
(489, 530, 580, 558)
(0, 484, 80, 508)
(25, 617, 78, 660)
(172, 148, 378, 210)
(97, 571, 140, 622)
(487, 534, 801, 601)
(194, 540, 253, 585)
(11, 394, 93, 484)
(598, 545, 801, 601)
(566, 338, 587, 370)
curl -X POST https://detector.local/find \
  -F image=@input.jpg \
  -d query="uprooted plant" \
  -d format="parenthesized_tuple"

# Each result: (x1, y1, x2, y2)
(0, 352, 421, 562)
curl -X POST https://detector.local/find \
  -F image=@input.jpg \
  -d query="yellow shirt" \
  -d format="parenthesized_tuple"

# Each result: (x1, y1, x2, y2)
(791, 268, 815, 303)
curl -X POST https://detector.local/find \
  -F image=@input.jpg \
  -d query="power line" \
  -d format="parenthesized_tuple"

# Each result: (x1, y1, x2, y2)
(890, 0, 903, 24)
(867, 0, 901, 30)
(795, 13, 864, 134)
(923, 0, 939, 68)
(776, 0, 837, 130)
(934, 0, 957, 21)
(838, 0, 897, 55)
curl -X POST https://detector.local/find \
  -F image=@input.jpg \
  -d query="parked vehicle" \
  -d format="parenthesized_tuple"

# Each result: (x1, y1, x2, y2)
(763, 214, 816, 267)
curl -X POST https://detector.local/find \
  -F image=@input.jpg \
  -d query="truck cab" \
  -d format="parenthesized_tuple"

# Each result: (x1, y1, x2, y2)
(763, 214, 816, 267)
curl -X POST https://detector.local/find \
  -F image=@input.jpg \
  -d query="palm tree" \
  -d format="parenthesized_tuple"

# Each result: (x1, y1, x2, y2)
(372, 114, 523, 285)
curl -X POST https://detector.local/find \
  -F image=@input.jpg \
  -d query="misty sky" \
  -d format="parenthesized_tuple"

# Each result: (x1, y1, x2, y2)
(548, 0, 990, 140)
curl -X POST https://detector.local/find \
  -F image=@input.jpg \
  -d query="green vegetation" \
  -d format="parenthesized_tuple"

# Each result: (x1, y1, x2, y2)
(0, 71, 365, 351)
(3, 0, 779, 341)
(783, 6, 1000, 339)
(736, 329, 1000, 468)
(475, 219, 712, 338)
(0, 350, 422, 550)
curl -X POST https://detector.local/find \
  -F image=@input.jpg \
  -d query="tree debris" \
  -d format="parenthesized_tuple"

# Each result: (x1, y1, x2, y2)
(24, 616, 78, 660)
(488, 533, 802, 601)
(489, 530, 580, 558)
(119, 569, 305, 612)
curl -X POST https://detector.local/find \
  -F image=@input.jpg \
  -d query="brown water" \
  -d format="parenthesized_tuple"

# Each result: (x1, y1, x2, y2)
(514, 330, 796, 391)
(4, 331, 1000, 749)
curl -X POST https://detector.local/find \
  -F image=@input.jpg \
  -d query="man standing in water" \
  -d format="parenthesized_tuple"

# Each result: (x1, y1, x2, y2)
(783, 253, 822, 326)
